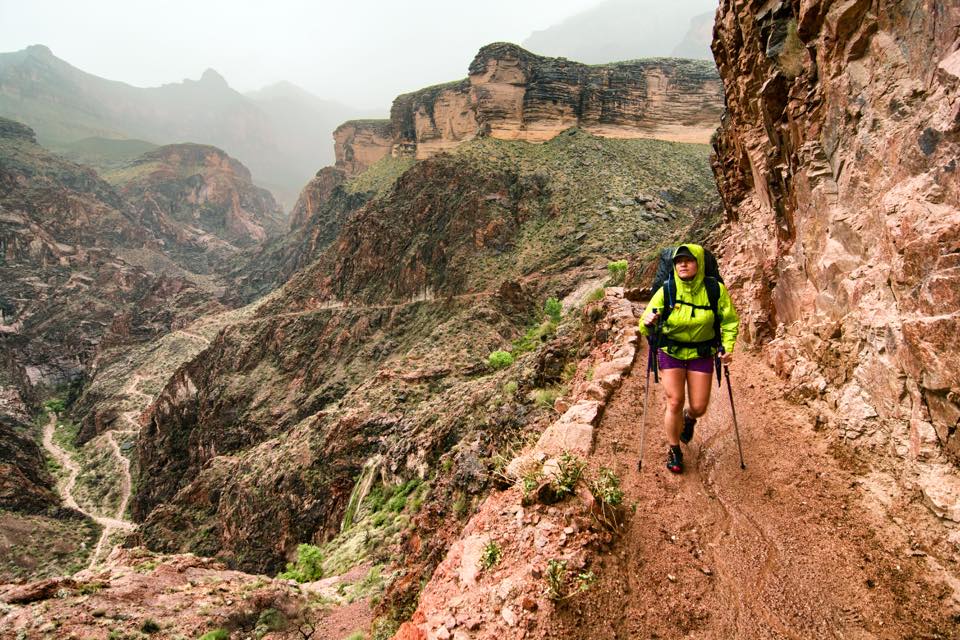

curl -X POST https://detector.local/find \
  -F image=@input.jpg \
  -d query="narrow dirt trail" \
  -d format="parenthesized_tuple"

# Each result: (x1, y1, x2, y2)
(545, 327, 959, 638)
(41, 414, 136, 570)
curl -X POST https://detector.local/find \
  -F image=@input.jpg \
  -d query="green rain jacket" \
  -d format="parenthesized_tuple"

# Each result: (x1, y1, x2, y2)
(638, 244, 740, 360)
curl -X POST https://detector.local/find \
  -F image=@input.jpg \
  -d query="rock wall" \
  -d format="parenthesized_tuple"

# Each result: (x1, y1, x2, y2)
(333, 43, 724, 175)
(710, 0, 960, 473)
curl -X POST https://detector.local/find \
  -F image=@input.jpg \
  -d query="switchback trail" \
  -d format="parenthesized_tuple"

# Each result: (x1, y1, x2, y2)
(545, 318, 959, 638)
(41, 414, 136, 570)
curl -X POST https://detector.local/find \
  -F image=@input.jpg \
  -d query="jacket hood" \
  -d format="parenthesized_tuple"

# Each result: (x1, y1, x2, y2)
(672, 243, 706, 292)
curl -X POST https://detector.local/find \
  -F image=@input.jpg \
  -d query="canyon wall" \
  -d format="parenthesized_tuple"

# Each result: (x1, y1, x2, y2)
(334, 43, 724, 175)
(711, 1, 960, 483)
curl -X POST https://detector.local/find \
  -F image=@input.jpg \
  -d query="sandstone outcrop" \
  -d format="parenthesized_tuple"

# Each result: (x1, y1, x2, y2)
(710, 2, 960, 482)
(333, 43, 724, 175)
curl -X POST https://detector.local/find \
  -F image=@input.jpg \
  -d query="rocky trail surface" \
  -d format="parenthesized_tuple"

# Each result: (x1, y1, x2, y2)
(545, 310, 960, 638)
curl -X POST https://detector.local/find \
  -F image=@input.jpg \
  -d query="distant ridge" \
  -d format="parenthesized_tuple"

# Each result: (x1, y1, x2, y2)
(0, 45, 368, 208)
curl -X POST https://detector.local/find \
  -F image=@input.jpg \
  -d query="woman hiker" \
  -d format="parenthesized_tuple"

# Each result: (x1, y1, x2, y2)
(638, 244, 740, 473)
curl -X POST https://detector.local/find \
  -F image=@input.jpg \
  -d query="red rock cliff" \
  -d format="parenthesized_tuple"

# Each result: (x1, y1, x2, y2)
(711, 1, 960, 476)
(334, 43, 724, 175)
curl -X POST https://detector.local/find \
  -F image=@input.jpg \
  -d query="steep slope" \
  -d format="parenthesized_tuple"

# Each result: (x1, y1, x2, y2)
(710, 1, 960, 520)
(0, 45, 365, 207)
(131, 130, 720, 583)
(105, 143, 286, 275)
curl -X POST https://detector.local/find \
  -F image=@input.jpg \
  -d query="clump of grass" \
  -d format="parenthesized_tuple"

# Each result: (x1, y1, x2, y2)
(479, 540, 502, 570)
(198, 630, 230, 640)
(487, 350, 514, 370)
(530, 386, 564, 409)
(586, 287, 605, 303)
(607, 260, 628, 285)
(503, 380, 518, 396)
(543, 558, 596, 601)
(551, 452, 585, 499)
(278, 544, 324, 582)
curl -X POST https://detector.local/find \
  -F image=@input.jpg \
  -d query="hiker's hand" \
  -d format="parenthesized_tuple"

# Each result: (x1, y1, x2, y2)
(719, 352, 733, 365)
(643, 311, 660, 327)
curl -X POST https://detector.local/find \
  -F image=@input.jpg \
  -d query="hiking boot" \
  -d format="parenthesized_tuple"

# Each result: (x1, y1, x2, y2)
(666, 445, 683, 474)
(680, 411, 697, 444)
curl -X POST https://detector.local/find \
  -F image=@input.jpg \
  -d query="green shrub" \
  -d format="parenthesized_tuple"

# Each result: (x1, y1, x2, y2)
(586, 287, 605, 303)
(589, 467, 624, 507)
(198, 630, 230, 640)
(544, 297, 562, 323)
(607, 260, 628, 285)
(487, 350, 514, 370)
(345, 632, 367, 640)
(278, 543, 324, 582)
(44, 398, 66, 413)
(480, 540, 502, 570)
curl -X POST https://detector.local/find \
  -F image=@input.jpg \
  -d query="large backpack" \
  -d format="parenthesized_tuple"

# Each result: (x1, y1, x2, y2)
(649, 246, 725, 360)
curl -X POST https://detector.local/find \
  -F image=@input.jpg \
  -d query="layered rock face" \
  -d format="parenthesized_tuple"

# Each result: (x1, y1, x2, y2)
(108, 143, 286, 274)
(711, 2, 960, 465)
(334, 43, 724, 175)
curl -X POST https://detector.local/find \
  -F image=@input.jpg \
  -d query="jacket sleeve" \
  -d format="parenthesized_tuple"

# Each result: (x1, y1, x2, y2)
(717, 283, 740, 353)
(637, 286, 666, 337)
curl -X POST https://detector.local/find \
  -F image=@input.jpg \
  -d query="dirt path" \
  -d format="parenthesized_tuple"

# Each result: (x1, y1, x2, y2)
(545, 333, 959, 638)
(41, 414, 136, 570)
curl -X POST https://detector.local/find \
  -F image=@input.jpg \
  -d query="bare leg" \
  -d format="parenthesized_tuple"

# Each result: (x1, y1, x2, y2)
(686, 371, 714, 419)
(661, 367, 687, 446)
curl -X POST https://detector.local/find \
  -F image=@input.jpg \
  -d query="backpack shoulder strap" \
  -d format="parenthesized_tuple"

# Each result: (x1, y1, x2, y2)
(704, 277, 722, 346)
(659, 277, 676, 324)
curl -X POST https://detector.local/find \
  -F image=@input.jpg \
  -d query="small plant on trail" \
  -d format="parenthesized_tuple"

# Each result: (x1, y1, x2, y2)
(503, 380, 518, 396)
(479, 540, 502, 570)
(278, 544, 324, 582)
(487, 350, 514, 370)
(589, 466, 625, 531)
(543, 558, 596, 601)
(550, 451, 586, 499)
(198, 630, 229, 640)
(139, 618, 161, 634)
(544, 297, 562, 323)
(519, 467, 544, 503)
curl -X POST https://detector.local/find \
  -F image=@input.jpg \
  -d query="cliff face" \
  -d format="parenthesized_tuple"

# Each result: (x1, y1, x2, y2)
(711, 2, 960, 474)
(107, 144, 286, 274)
(333, 43, 724, 175)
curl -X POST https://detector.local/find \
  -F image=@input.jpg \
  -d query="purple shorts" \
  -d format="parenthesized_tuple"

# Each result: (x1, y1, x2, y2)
(657, 349, 714, 374)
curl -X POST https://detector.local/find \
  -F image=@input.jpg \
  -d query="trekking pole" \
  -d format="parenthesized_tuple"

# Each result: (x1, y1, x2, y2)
(637, 309, 659, 471)
(723, 364, 746, 470)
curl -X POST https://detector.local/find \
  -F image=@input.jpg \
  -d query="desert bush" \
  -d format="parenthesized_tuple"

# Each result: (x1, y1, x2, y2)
(278, 543, 324, 582)
(589, 466, 625, 531)
(544, 297, 562, 323)
(487, 350, 514, 370)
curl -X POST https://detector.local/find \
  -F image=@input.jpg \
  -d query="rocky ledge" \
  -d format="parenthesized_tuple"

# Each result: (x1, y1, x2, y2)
(334, 43, 723, 175)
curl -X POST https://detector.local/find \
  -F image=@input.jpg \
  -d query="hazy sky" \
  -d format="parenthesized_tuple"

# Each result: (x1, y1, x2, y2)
(0, 0, 605, 110)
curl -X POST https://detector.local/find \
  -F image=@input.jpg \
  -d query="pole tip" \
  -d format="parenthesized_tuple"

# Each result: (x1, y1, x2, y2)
(740, 463, 746, 470)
